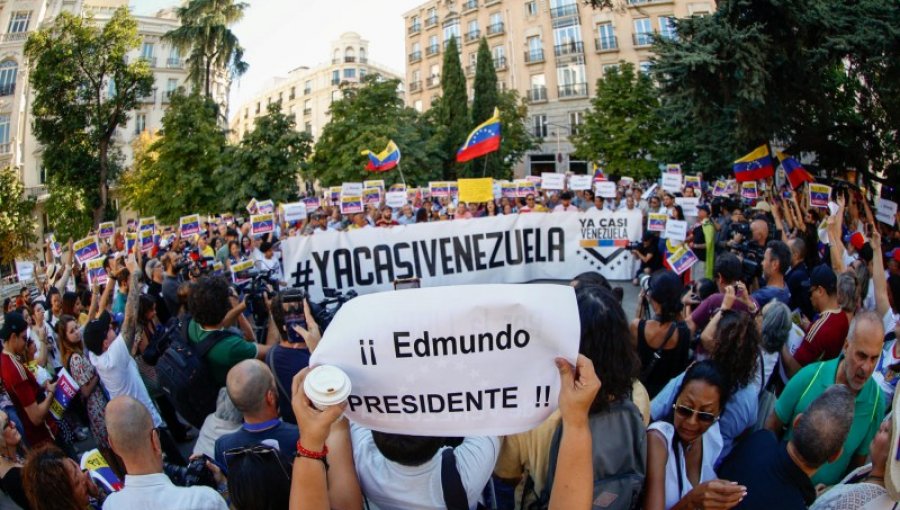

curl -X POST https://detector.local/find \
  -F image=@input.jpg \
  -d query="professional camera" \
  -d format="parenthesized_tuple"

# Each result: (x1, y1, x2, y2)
(731, 242, 763, 283)
(164, 456, 217, 488)
(626, 241, 643, 251)
(730, 222, 751, 240)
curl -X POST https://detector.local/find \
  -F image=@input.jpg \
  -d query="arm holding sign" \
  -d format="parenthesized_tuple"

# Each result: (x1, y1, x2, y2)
(870, 228, 890, 319)
(55, 239, 74, 292)
(121, 252, 143, 353)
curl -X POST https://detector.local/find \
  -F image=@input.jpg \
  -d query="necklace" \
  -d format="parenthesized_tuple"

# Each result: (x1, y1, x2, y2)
(0, 451, 23, 465)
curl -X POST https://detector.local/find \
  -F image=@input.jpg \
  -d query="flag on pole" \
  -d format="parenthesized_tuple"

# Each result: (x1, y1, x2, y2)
(361, 140, 401, 172)
(733, 145, 774, 182)
(592, 163, 606, 181)
(776, 151, 814, 189)
(456, 108, 501, 163)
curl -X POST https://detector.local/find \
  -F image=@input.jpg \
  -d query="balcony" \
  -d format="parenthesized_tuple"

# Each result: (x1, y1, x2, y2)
(493, 56, 507, 71)
(303, 108, 312, 116)
(554, 41, 584, 57)
(464, 30, 480, 43)
(524, 49, 544, 64)
(0, 32, 28, 43)
(304, 88, 311, 95)
(463, 0, 479, 11)
(465, 64, 475, 76)
(409, 80, 422, 92)
(25, 185, 47, 200)
(558, 83, 588, 98)
(408, 23, 421, 35)
(138, 90, 156, 103)
(485, 0, 500, 5)
(0, 83, 15, 96)
(425, 15, 438, 27)
(408, 51, 422, 63)
(343, 56, 355, 63)
(0, 142, 10, 154)
(443, 37, 460, 50)
(550, 3, 578, 18)
(595, 35, 618, 52)
(426, 76, 440, 88)
(139, 56, 157, 68)
(426, 44, 440, 56)
(359, 57, 368, 64)
(162, 90, 175, 102)
(166, 57, 183, 68)
(527, 86, 547, 103)
(331, 78, 340, 85)
(633, 32, 653, 47)
(486, 22, 504, 36)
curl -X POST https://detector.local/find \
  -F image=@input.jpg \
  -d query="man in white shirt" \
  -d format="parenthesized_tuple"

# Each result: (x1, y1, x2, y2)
(103, 396, 227, 510)
(552, 191, 578, 212)
(352, 426, 499, 510)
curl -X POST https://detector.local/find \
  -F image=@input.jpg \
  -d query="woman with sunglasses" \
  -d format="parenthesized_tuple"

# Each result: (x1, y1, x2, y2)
(644, 361, 746, 510)
(0, 409, 29, 509)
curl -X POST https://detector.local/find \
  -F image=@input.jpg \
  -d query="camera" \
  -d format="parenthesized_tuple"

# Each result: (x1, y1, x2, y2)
(731, 242, 763, 283)
(280, 288, 309, 342)
(165, 456, 217, 488)
(626, 241, 643, 251)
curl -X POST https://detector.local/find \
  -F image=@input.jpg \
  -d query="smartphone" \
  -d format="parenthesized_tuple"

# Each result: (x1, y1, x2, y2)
(281, 300, 308, 343)
(394, 278, 421, 290)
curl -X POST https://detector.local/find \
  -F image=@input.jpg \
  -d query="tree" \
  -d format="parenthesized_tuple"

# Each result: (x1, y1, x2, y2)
(44, 184, 93, 243)
(25, 7, 154, 225)
(494, 90, 537, 181)
(466, 38, 501, 179)
(122, 92, 226, 223)
(217, 102, 313, 212)
(165, 0, 248, 99)
(433, 36, 469, 180)
(572, 62, 663, 178)
(0, 167, 36, 265)
(309, 75, 441, 186)
(118, 130, 161, 216)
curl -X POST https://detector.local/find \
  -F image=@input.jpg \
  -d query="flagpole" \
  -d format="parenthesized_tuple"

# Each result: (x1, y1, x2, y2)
(482, 154, 488, 178)
(397, 161, 408, 188)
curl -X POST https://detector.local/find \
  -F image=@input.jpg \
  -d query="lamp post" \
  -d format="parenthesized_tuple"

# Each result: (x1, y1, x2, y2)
(547, 122, 571, 174)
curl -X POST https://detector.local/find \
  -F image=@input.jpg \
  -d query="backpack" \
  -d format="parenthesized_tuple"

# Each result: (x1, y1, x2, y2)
(541, 399, 646, 510)
(155, 316, 230, 428)
(441, 447, 497, 510)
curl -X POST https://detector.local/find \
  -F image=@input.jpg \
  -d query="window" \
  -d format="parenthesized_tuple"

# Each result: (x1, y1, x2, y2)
(39, 166, 47, 184)
(333, 48, 341, 63)
(429, 35, 439, 48)
(526, 1, 538, 15)
(331, 70, 340, 85)
(554, 24, 583, 55)
(167, 46, 181, 67)
(7, 12, 30, 33)
(526, 36, 543, 61)
(359, 67, 367, 78)
(344, 68, 356, 79)
(533, 114, 547, 138)
(0, 61, 17, 96)
(430, 64, 440, 78)
(426, 7, 438, 25)
(639, 60, 652, 74)
(412, 69, 421, 82)
(345, 47, 355, 62)
(596, 22, 616, 50)
(557, 62, 587, 97)
(359, 47, 367, 62)
(467, 19, 479, 40)
(134, 113, 146, 135)
(659, 16, 676, 39)
(304, 80, 312, 94)
(289, 86, 296, 99)
(304, 122, 312, 134)
(492, 45, 506, 68)
(488, 12, 503, 34)
(469, 52, 478, 67)
(569, 111, 584, 135)
(414, 100, 423, 112)
(443, 20, 460, 45)
(166, 78, 177, 98)
(141, 42, 155, 60)
(108, 77, 117, 98)
(634, 18, 653, 45)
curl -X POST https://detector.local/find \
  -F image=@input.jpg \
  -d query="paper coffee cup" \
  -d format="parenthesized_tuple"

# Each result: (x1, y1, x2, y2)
(303, 365, 352, 410)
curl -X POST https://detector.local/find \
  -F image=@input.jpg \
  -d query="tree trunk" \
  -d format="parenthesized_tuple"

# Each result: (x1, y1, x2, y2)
(205, 60, 212, 98)
(95, 139, 109, 227)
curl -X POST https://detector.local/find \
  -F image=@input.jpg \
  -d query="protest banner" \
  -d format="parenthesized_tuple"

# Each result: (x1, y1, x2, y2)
(724, 180, 739, 195)
(662, 173, 683, 193)
(125, 233, 138, 254)
(310, 284, 579, 436)
(179, 214, 201, 237)
(515, 180, 537, 198)
(620, 176, 634, 187)
(257, 200, 275, 215)
(138, 217, 156, 234)
(808, 183, 831, 208)
(230, 259, 255, 285)
(876, 198, 898, 226)
(341, 182, 363, 197)
(666, 163, 682, 174)
(282, 202, 307, 223)
(568, 174, 592, 191)
(221, 213, 234, 225)
(389, 183, 407, 192)
(363, 187, 382, 206)
(458, 178, 494, 203)
(501, 182, 517, 198)
(49, 368, 81, 421)
(340, 196, 364, 215)
(73, 236, 101, 265)
(86, 257, 108, 287)
(385, 191, 407, 209)
(328, 187, 342, 205)
(741, 181, 759, 200)
(664, 219, 688, 242)
(246, 198, 258, 214)
(667, 244, 698, 275)
(712, 180, 728, 197)
(47, 234, 61, 258)
(282, 210, 642, 300)
(14, 261, 34, 283)
(675, 197, 699, 217)
(647, 213, 667, 232)
(684, 175, 701, 189)
(448, 181, 459, 196)
(540, 173, 565, 191)
(492, 181, 502, 199)
(364, 179, 385, 191)
(594, 181, 616, 198)
(525, 175, 542, 189)
(98, 222, 115, 239)
(429, 181, 451, 198)
(303, 197, 321, 211)
(642, 184, 659, 200)
(139, 228, 154, 253)
(81, 449, 123, 493)
(251, 213, 276, 236)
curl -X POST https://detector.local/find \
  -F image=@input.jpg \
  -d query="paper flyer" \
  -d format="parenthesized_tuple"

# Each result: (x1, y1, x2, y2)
(179, 214, 201, 237)
(230, 259, 255, 285)
(385, 191, 407, 208)
(363, 187, 382, 206)
(540, 173, 565, 191)
(97, 222, 115, 239)
(138, 217, 156, 234)
(647, 213, 667, 232)
(47, 234, 62, 258)
(341, 182, 364, 197)
(876, 198, 897, 226)
(741, 181, 759, 200)
(429, 181, 451, 198)
(339, 196, 364, 215)
(389, 183, 407, 192)
(246, 198, 259, 214)
(139, 228, 154, 253)
(515, 180, 537, 198)
(86, 257, 108, 287)
(666, 163, 682, 174)
(594, 181, 616, 198)
(684, 175, 701, 189)
(661, 173, 683, 193)
(667, 245, 698, 275)
(364, 179, 385, 191)
(73, 236, 100, 265)
(49, 368, 81, 421)
(256, 200, 275, 215)
(568, 175, 592, 191)
(250, 213, 275, 235)
(80, 449, 123, 493)
(808, 183, 831, 209)
(281, 202, 307, 223)
(501, 182, 517, 198)
(303, 197, 321, 211)
(712, 180, 728, 197)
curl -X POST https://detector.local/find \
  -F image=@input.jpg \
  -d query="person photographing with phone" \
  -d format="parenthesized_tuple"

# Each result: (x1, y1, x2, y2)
(265, 292, 321, 425)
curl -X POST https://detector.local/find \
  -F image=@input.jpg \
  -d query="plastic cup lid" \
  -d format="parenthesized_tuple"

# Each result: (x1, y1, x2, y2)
(304, 365, 351, 406)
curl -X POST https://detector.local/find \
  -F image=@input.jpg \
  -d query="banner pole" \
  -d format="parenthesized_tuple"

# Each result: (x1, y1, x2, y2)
(397, 162, 408, 188)
(482, 154, 488, 178)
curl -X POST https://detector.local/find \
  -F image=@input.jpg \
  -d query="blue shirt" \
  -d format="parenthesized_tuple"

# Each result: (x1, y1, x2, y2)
(651, 372, 758, 464)
(268, 345, 311, 425)
(213, 420, 299, 471)
(751, 285, 791, 309)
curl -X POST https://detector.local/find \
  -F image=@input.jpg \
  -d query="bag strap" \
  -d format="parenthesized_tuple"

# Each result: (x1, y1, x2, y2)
(798, 362, 825, 403)
(266, 346, 291, 405)
(641, 322, 677, 380)
(441, 448, 470, 510)
(757, 351, 767, 398)
(186, 319, 229, 358)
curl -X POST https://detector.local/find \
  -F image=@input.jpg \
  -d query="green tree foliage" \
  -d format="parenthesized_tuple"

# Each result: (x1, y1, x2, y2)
(44, 184, 93, 243)
(25, 7, 154, 225)
(217, 102, 313, 212)
(434, 37, 469, 180)
(493, 90, 537, 181)
(573, 63, 662, 178)
(0, 167, 37, 265)
(165, 0, 248, 99)
(466, 38, 501, 179)
(309, 75, 441, 186)
(122, 92, 226, 223)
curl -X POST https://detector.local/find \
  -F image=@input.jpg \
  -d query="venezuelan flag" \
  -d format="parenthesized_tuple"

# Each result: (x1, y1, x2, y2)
(457, 108, 501, 162)
(361, 140, 401, 172)
(593, 163, 606, 181)
(733, 145, 774, 182)
(776, 151, 814, 189)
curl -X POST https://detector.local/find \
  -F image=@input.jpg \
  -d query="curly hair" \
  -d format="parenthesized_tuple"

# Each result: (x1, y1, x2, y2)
(711, 309, 761, 389)
(56, 315, 80, 371)
(23, 445, 83, 510)
(576, 286, 640, 414)
(188, 276, 230, 326)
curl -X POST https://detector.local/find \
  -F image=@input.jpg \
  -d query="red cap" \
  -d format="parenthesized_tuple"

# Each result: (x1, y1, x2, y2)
(849, 232, 865, 251)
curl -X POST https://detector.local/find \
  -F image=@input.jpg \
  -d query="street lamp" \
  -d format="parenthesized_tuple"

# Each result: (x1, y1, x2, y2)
(547, 122, 571, 174)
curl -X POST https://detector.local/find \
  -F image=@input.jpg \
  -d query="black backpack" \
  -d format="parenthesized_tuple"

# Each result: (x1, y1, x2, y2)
(155, 316, 230, 428)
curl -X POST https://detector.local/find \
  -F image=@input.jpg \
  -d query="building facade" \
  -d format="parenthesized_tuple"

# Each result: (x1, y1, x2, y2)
(402, 0, 714, 177)
(230, 32, 403, 144)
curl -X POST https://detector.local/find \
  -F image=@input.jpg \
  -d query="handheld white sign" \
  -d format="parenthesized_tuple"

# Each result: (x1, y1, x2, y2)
(385, 191, 407, 209)
(282, 202, 307, 223)
(568, 175, 592, 191)
(595, 181, 617, 198)
(675, 197, 699, 217)
(540, 172, 565, 191)
(310, 284, 579, 436)
(662, 173, 683, 193)
(342, 182, 364, 197)
(664, 219, 688, 242)
(876, 198, 897, 227)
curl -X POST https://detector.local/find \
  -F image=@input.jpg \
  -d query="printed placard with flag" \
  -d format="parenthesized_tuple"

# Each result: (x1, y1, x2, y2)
(776, 151, 815, 189)
(363, 187, 382, 206)
(592, 163, 606, 181)
(179, 214, 201, 237)
(251, 213, 275, 235)
(303, 197, 321, 211)
(98, 222, 115, 239)
(741, 181, 759, 200)
(809, 183, 831, 208)
(457, 108, 501, 162)
(361, 141, 401, 172)
(733, 145, 774, 182)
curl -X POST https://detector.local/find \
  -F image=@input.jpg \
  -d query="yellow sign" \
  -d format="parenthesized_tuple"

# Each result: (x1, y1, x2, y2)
(457, 178, 494, 203)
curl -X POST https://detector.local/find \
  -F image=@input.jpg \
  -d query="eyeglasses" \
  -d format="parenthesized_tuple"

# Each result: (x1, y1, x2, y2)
(673, 403, 719, 423)
(224, 444, 290, 480)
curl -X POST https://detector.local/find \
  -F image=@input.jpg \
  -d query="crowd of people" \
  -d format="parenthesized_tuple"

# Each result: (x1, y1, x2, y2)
(0, 173, 899, 510)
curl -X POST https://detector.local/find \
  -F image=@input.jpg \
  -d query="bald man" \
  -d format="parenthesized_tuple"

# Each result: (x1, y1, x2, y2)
(213, 360, 299, 468)
(103, 396, 227, 510)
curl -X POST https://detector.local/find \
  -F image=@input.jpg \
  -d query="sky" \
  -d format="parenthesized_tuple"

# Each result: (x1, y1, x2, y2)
(132, 0, 422, 120)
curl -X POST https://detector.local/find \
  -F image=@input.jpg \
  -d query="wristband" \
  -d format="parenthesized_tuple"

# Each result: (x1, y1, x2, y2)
(296, 441, 329, 468)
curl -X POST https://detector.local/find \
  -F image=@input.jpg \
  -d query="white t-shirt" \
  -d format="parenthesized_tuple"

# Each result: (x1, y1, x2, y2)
(35, 320, 62, 371)
(89, 334, 162, 427)
(351, 424, 499, 510)
(103, 473, 226, 510)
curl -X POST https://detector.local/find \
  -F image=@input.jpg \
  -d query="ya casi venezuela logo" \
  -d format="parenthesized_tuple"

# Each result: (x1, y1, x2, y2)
(576, 216, 631, 269)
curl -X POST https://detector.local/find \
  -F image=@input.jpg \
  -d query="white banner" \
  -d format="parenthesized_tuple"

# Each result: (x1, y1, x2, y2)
(876, 198, 897, 227)
(664, 219, 688, 242)
(281, 211, 642, 300)
(15, 261, 34, 283)
(385, 191, 407, 209)
(595, 181, 617, 198)
(540, 172, 565, 190)
(309, 284, 580, 436)
(282, 202, 307, 223)
(568, 175, 592, 191)
(662, 173, 683, 193)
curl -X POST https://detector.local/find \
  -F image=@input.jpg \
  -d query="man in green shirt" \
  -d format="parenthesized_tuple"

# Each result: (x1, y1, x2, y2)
(187, 276, 277, 386)
(765, 311, 885, 485)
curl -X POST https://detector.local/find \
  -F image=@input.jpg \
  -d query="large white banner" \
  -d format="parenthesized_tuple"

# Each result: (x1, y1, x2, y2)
(281, 211, 643, 300)
(310, 284, 580, 436)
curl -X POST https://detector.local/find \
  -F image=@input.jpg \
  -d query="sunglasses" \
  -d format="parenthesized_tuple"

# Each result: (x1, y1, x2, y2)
(673, 403, 719, 423)
(225, 444, 290, 479)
